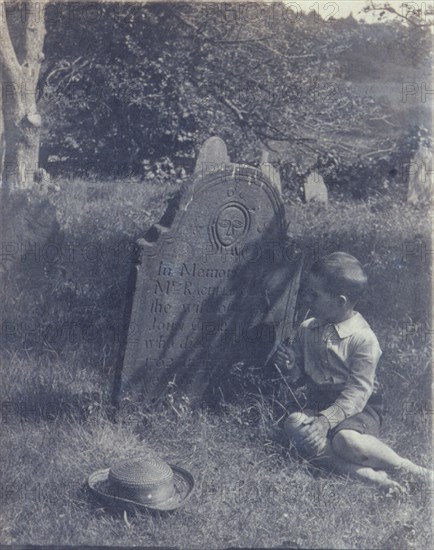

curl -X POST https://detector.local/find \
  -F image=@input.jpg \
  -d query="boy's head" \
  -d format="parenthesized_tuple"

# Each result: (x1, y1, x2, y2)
(305, 252, 367, 322)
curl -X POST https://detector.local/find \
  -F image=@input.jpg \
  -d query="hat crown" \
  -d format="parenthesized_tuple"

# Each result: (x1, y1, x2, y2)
(88, 458, 195, 511)
(109, 457, 174, 488)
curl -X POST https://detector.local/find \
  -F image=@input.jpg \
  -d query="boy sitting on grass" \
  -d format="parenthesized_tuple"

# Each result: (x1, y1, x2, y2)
(274, 252, 430, 493)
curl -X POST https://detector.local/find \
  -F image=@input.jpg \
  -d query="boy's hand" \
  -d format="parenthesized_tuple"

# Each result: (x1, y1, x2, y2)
(299, 414, 330, 451)
(273, 343, 296, 373)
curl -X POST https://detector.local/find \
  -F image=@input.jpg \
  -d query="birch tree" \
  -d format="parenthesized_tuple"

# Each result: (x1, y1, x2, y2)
(0, 0, 47, 189)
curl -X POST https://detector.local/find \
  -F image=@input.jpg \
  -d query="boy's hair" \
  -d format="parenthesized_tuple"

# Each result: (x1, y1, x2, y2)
(310, 252, 368, 304)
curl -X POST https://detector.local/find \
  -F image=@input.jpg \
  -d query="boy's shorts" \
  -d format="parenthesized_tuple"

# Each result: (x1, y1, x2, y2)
(329, 403, 382, 439)
(286, 380, 384, 440)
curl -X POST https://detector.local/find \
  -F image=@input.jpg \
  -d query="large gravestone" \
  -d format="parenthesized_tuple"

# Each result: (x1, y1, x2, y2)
(116, 138, 301, 406)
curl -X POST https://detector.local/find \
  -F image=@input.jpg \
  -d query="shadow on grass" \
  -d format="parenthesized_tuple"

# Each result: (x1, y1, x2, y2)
(1, 387, 104, 425)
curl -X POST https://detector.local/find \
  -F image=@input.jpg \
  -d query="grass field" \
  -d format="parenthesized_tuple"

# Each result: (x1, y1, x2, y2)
(0, 179, 432, 548)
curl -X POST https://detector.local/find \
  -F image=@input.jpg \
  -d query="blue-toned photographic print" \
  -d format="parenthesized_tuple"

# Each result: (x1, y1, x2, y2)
(0, 2, 432, 548)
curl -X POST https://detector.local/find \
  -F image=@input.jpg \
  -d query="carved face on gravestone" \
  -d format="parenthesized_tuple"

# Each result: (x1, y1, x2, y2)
(214, 203, 250, 247)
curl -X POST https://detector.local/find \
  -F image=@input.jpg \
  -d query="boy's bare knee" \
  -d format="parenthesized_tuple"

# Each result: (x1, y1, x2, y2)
(332, 429, 360, 450)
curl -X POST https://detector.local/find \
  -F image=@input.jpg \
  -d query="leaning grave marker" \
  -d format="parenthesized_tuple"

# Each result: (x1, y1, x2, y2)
(304, 170, 328, 204)
(116, 137, 301, 406)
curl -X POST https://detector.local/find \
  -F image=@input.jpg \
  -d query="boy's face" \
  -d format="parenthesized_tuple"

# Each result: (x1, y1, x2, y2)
(304, 274, 343, 322)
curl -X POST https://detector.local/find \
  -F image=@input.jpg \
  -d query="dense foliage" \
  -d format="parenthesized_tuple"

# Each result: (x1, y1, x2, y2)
(38, 3, 432, 198)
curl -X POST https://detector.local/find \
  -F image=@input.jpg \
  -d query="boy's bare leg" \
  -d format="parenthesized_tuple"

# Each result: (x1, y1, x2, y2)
(331, 430, 431, 482)
(284, 422, 403, 492)
(314, 440, 403, 493)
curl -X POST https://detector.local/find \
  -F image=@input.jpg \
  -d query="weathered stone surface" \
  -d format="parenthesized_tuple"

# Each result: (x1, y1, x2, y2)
(304, 170, 328, 204)
(0, 188, 60, 276)
(0, 188, 62, 345)
(117, 162, 300, 406)
(407, 144, 433, 206)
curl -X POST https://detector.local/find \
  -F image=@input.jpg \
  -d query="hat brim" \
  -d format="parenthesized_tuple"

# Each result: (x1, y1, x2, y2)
(87, 464, 195, 512)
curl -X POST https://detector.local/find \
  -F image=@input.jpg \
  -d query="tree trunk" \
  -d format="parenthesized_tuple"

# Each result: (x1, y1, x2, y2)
(3, 80, 42, 189)
(0, 1, 47, 190)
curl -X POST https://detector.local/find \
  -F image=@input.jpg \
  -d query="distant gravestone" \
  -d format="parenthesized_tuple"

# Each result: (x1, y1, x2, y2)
(0, 188, 60, 279)
(260, 150, 282, 194)
(193, 136, 230, 180)
(116, 139, 301, 406)
(304, 170, 328, 204)
(407, 145, 433, 206)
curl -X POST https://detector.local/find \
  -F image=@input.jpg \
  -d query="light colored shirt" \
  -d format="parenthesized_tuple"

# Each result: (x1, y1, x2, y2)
(290, 312, 382, 427)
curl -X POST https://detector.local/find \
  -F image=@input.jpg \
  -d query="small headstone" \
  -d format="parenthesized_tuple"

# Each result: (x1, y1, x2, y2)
(1, 188, 60, 275)
(117, 139, 301, 406)
(304, 170, 328, 204)
(193, 136, 230, 180)
(407, 144, 433, 206)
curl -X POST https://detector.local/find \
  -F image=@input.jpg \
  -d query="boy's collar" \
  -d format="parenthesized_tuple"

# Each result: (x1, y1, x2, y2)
(308, 312, 370, 338)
